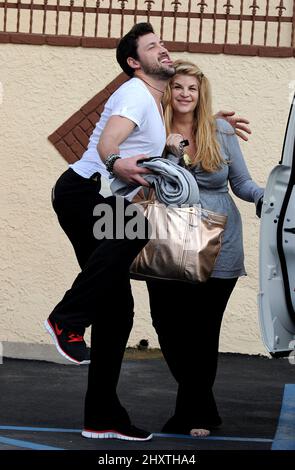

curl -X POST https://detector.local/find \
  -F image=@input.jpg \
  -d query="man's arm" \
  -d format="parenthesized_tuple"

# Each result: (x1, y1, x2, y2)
(215, 110, 251, 142)
(98, 115, 150, 186)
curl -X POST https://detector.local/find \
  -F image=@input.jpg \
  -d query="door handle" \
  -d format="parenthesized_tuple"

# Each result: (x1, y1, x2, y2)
(284, 227, 295, 234)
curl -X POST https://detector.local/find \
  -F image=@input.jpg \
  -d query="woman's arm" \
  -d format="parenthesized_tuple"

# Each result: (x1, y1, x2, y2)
(226, 131, 264, 205)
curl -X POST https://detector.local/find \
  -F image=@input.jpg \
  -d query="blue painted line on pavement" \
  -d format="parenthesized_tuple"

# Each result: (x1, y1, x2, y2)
(0, 425, 80, 433)
(0, 436, 64, 450)
(155, 433, 272, 443)
(272, 384, 295, 450)
(0, 425, 273, 445)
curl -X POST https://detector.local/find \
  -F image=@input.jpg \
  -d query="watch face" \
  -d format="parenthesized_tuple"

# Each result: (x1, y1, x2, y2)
(180, 139, 189, 147)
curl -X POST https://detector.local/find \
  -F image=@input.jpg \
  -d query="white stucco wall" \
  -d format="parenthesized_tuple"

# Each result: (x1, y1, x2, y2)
(0, 43, 294, 358)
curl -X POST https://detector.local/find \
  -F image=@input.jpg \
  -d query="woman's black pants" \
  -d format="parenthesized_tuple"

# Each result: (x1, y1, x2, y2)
(147, 277, 237, 432)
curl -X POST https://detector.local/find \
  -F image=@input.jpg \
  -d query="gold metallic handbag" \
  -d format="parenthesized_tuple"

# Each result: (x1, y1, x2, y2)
(130, 195, 227, 283)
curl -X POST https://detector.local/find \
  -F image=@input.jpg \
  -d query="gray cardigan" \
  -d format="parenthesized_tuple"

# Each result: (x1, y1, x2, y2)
(181, 118, 264, 278)
(112, 118, 263, 279)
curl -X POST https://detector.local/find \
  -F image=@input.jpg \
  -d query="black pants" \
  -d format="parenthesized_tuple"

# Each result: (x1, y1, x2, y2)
(51, 169, 149, 427)
(147, 277, 237, 432)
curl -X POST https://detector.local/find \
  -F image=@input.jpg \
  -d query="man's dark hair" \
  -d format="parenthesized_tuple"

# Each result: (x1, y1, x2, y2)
(116, 23, 154, 77)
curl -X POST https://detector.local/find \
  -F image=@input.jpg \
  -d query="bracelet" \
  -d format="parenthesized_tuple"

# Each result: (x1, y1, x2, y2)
(104, 153, 121, 177)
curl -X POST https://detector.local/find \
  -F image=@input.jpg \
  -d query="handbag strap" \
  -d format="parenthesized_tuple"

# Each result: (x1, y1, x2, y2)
(131, 186, 156, 205)
(142, 186, 155, 201)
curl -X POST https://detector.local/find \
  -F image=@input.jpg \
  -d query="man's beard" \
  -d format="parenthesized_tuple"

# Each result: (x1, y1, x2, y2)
(140, 59, 175, 80)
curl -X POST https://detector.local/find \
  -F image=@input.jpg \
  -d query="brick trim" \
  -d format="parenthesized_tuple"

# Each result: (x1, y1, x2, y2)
(1, 33, 294, 58)
(48, 73, 128, 163)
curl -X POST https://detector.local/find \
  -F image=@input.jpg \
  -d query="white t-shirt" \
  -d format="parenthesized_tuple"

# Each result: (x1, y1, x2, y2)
(70, 78, 166, 192)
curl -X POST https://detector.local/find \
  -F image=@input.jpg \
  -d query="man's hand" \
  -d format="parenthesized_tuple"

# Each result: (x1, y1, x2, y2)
(215, 110, 251, 142)
(112, 155, 152, 187)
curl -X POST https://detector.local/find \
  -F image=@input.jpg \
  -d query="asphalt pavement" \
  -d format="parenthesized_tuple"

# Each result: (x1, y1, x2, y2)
(0, 352, 295, 465)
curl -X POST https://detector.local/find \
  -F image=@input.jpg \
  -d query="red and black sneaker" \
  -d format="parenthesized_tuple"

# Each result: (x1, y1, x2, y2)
(82, 424, 153, 441)
(44, 317, 90, 365)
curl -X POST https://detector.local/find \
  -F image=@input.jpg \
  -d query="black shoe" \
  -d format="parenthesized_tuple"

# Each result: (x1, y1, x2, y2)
(82, 424, 153, 441)
(44, 318, 90, 365)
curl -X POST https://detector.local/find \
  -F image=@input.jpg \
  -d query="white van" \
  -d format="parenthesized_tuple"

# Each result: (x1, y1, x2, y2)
(259, 93, 295, 358)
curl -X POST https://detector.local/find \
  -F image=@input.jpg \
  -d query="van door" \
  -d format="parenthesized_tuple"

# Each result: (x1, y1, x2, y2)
(258, 94, 295, 357)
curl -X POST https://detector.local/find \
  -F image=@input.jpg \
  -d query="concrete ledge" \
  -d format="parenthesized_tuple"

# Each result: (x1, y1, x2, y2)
(2, 342, 73, 365)
(1, 342, 164, 364)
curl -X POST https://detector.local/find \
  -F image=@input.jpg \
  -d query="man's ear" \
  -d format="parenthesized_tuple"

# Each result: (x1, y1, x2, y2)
(127, 57, 141, 72)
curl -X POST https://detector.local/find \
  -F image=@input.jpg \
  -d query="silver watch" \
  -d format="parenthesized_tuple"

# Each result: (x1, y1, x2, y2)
(105, 153, 121, 177)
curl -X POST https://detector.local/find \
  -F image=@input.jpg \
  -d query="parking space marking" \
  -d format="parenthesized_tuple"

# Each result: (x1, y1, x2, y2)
(272, 384, 295, 450)
(155, 433, 273, 443)
(0, 425, 273, 446)
(0, 436, 64, 450)
(0, 425, 80, 433)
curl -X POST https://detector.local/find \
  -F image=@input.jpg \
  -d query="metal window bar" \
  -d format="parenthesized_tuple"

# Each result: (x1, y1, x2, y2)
(160, 0, 165, 39)
(68, 0, 74, 36)
(186, 0, 192, 43)
(55, 0, 60, 35)
(212, 0, 217, 44)
(198, 1, 208, 43)
(29, 0, 34, 33)
(108, 0, 112, 37)
(171, 0, 180, 42)
(3, 0, 8, 32)
(250, 1, 260, 46)
(16, 0, 21, 32)
(82, 0, 87, 37)
(264, 0, 270, 46)
(239, 0, 244, 44)
(43, 0, 48, 34)
(120, 0, 127, 38)
(292, 0, 295, 47)
(276, 1, 287, 47)
(145, 0, 154, 25)
(224, 1, 234, 44)
(94, 0, 100, 37)
(134, 0, 138, 24)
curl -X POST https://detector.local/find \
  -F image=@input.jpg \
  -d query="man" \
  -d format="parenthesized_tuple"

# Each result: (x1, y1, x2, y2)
(46, 22, 250, 441)
(47, 23, 174, 441)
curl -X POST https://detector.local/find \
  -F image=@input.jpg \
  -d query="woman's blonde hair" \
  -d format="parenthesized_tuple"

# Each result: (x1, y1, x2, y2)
(163, 59, 224, 172)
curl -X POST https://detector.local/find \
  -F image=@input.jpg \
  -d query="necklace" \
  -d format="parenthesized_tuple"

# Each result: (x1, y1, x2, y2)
(140, 78, 165, 94)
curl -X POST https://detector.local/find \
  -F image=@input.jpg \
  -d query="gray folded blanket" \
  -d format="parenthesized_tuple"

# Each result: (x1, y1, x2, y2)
(110, 156, 200, 206)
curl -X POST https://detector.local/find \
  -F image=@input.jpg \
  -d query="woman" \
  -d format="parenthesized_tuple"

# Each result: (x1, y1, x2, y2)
(146, 60, 264, 437)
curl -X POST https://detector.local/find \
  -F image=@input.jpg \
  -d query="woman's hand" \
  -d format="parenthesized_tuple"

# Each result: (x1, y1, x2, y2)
(256, 196, 263, 218)
(215, 110, 251, 142)
(166, 133, 185, 158)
